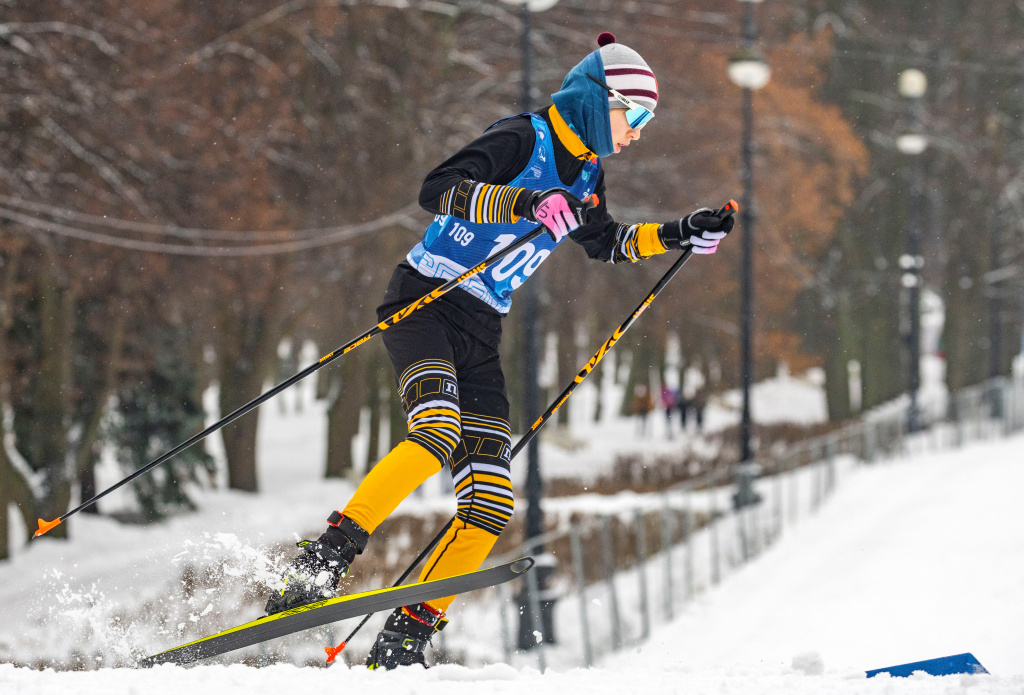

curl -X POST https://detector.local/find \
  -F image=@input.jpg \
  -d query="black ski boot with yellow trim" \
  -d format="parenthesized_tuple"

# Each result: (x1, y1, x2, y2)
(265, 512, 369, 615)
(366, 602, 448, 670)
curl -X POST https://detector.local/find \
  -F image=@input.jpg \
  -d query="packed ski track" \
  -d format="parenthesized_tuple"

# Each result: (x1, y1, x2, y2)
(3, 373, 1024, 694)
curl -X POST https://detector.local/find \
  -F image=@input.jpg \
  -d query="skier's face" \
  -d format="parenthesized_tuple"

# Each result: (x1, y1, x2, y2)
(609, 108, 642, 154)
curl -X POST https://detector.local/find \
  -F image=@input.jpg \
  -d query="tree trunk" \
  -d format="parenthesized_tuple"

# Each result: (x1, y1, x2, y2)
(218, 345, 269, 492)
(620, 341, 656, 417)
(364, 350, 382, 471)
(0, 459, 9, 560)
(593, 359, 604, 423)
(0, 447, 13, 559)
(75, 308, 126, 514)
(221, 401, 261, 492)
(554, 319, 577, 428)
(216, 299, 287, 492)
(824, 290, 855, 421)
(78, 466, 98, 515)
(0, 248, 34, 557)
(0, 442, 36, 558)
(325, 350, 365, 479)
(617, 349, 635, 417)
(32, 262, 75, 539)
(944, 264, 987, 392)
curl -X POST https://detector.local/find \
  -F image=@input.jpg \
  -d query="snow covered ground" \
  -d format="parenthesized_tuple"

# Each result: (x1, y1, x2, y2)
(535, 359, 828, 481)
(1, 658, 1017, 695)
(6, 356, 827, 555)
(5, 362, 1023, 693)
(3, 429, 1024, 692)
(629, 432, 1024, 678)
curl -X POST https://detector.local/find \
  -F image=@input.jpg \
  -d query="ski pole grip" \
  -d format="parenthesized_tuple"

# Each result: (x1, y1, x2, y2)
(583, 194, 599, 210)
(718, 199, 739, 219)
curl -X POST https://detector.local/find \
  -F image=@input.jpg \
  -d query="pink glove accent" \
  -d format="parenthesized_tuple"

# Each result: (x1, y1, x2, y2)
(533, 194, 580, 242)
(690, 243, 719, 254)
(689, 229, 727, 254)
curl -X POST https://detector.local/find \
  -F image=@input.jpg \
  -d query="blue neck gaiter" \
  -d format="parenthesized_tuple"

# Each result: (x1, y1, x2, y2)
(550, 50, 613, 158)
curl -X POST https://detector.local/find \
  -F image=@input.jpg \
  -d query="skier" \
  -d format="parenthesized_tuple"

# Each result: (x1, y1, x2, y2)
(266, 33, 734, 669)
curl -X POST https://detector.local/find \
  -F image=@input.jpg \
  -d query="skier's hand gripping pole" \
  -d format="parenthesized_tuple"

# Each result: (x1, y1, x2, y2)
(321, 198, 734, 663)
(32, 196, 598, 539)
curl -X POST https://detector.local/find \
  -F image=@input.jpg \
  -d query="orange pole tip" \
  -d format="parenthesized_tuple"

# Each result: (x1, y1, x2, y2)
(34, 518, 62, 538)
(324, 642, 347, 664)
(726, 199, 739, 213)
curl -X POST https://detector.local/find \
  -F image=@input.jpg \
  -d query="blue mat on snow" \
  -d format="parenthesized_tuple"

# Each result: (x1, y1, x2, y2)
(866, 653, 988, 678)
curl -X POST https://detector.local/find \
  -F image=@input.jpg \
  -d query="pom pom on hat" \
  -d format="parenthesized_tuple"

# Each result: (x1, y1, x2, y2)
(597, 32, 616, 47)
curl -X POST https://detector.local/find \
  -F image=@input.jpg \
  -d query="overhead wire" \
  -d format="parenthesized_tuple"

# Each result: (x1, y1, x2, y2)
(0, 195, 415, 241)
(0, 203, 424, 256)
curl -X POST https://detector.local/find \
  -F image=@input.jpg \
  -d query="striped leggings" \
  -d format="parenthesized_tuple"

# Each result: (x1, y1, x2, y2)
(341, 283, 514, 612)
(398, 359, 514, 535)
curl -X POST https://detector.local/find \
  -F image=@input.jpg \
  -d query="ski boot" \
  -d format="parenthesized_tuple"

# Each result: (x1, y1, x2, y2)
(365, 602, 448, 670)
(265, 511, 369, 615)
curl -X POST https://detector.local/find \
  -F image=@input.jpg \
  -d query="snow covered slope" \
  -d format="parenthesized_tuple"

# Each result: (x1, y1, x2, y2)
(2, 432, 1023, 693)
(625, 431, 1024, 677)
(0, 658, 1018, 695)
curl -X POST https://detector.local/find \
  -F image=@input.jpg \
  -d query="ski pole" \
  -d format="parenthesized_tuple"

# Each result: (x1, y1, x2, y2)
(323, 516, 455, 665)
(33, 197, 597, 539)
(321, 199, 737, 661)
(510, 199, 738, 460)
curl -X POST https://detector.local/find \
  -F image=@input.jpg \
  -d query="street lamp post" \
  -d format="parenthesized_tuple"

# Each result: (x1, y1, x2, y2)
(728, 0, 769, 512)
(501, 0, 559, 651)
(517, 0, 541, 552)
(897, 68, 927, 433)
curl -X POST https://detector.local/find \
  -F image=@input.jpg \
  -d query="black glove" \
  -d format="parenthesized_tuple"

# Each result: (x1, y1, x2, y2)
(659, 207, 735, 254)
(521, 188, 593, 242)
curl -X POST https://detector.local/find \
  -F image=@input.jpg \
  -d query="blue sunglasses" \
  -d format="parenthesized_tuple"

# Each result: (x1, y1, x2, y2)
(586, 73, 655, 130)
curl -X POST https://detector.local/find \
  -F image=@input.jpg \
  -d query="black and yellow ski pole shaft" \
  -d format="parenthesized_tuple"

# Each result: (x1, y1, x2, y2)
(509, 199, 738, 461)
(34, 196, 598, 539)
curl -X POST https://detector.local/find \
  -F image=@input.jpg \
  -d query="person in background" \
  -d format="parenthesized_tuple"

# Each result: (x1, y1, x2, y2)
(660, 383, 677, 440)
(633, 383, 655, 437)
(691, 384, 707, 433)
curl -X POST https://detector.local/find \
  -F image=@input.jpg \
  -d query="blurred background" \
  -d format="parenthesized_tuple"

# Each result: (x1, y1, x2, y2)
(1, 0, 1023, 676)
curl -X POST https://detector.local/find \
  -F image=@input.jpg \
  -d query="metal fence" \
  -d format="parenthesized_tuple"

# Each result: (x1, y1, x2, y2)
(438, 374, 1024, 670)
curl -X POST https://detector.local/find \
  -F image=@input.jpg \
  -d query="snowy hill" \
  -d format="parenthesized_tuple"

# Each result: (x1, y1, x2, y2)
(627, 431, 1024, 677)
(3, 428, 1023, 693)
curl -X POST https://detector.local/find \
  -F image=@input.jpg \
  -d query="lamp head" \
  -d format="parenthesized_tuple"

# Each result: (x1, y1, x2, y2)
(896, 134, 928, 155)
(898, 69, 927, 99)
(728, 49, 771, 90)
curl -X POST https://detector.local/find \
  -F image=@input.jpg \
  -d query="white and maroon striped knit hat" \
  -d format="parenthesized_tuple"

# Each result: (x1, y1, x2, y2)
(596, 32, 658, 112)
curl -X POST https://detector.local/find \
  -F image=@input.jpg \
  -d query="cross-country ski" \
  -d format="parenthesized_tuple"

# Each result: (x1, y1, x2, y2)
(141, 558, 533, 667)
